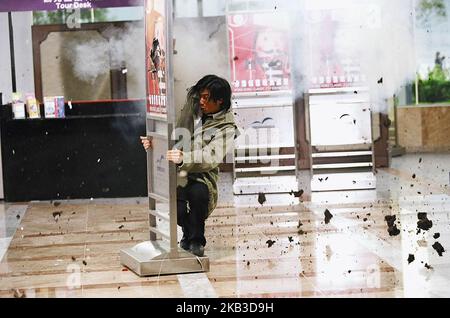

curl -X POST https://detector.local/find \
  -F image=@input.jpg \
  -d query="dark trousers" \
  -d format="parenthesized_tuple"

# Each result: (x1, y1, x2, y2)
(177, 180, 209, 246)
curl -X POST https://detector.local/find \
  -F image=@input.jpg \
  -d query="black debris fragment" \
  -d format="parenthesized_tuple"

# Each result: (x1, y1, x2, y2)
(424, 263, 433, 270)
(432, 242, 445, 256)
(71, 256, 76, 261)
(247, 261, 250, 266)
(324, 209, 333, 224)
(412, 174, 416, 179)
(52, 211, 62, 222)
(258, 192, 266, 206)
(419, 157, 422, 163)
(288, 236, 294, 243)
(433, 233, 440, 239)
(339, 114, 350, 119)
(266, 239, 275, 248)
(13, 289, 26, 298)
(377, 77, 383, 84)
(384, 215, 400, 236)
(407, 254, 415, 264)
(118, 225, 124, 229)
(290, 189, 304, 198)
(417, 213, 433, 231)
(16, 214, 20, 219)
(82, 260, 87, 266)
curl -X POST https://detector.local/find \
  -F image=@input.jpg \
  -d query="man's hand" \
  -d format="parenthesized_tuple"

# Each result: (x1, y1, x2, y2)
(166, 149, 183, 164)
(140, 136, 153, 151)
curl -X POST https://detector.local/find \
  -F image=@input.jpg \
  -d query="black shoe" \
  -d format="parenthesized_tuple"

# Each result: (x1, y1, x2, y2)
(180, 238, 190, 251)
(189, 242, 204, 257)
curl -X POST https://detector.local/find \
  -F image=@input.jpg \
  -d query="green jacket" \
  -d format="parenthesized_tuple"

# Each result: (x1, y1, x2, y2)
(176, 94, 238, 217)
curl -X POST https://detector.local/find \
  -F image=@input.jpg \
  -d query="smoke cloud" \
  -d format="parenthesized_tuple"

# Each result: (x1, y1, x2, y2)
(287, 0, 417, 113)
(64, 21, 146, 99)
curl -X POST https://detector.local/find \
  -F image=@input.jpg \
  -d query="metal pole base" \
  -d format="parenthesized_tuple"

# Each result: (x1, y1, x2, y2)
(120, 241, 210, 277)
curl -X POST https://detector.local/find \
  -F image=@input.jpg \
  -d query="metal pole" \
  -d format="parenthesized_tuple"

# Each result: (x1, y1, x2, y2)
(165, 0, 178, 254)
(8, 12, 16, 93)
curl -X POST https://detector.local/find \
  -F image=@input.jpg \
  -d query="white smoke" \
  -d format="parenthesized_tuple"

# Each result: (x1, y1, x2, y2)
(64, 21, 146, 98)
(64, 37, 110, 83)
(286, 0, 417, 113)
(173, 17, 230, 112)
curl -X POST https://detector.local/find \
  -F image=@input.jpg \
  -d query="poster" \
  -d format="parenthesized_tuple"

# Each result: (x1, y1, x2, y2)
(228, 12, 291, 94)
(306, 6, 376, 89)
(145, 0, 167, 116)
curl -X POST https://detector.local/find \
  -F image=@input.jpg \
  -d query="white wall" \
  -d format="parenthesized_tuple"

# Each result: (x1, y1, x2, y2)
(0, 11, 34, 104)
(0, 12, 34, 199)
(0, 13, 12, 104)
(11, 12, 35, 98)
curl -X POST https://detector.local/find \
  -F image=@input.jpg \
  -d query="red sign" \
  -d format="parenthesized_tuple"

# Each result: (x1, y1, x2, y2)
(145, 0, 167, 115)
(228, 12, 291, 94)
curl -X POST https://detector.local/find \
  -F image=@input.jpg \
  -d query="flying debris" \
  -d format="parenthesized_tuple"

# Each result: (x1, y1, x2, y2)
(13, 289, 26, 298)
(290, 189, 304, 198)
(266, 239, 275, 248)
(52, 211, 62, 222)
(325, 245, 333, 261)
(288, 236, 294, 243)
(324, 209, 333, 224)
(377, 77, 383, 84)
(384, 215, 400, 236)
(433, 233, 440, 239)
(432, 242, 445, 256)
(407, 254, 415, 264)
(417, 212, 433, 231)
(339, 114, 350, 119)
(258, 192, 266, 205)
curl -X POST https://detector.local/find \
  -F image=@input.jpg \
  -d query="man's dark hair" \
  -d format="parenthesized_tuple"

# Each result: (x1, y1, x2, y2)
(188, 75, 232, 112)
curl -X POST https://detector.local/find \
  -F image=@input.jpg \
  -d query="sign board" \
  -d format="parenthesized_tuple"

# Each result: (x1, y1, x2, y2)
(0, 0, 143, 12)
(150, 133, 169, 199)
(146, 0, 167, 117)
(227, 12, 291, 94)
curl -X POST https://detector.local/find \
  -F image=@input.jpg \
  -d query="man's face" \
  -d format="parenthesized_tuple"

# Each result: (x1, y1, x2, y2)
(199, 89, 222, 114)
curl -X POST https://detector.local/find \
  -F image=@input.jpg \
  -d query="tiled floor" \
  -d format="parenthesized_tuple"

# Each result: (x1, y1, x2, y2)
(0, 153, 448, 298)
